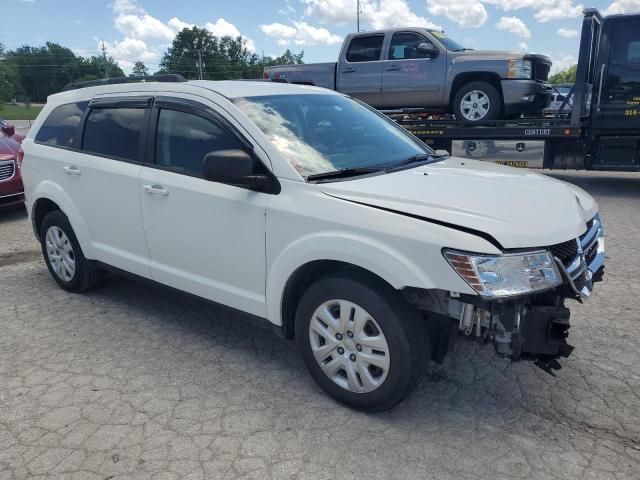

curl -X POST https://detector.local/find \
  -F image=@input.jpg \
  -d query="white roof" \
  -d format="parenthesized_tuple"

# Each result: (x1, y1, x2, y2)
(48, 79, 335, 104)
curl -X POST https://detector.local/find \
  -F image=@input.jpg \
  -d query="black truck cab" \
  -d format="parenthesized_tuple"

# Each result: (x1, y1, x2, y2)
(590, 12, 640, 169)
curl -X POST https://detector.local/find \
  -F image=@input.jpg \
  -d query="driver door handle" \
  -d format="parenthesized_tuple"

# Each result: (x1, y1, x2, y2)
(341, 66, 355, 73)
(143, 184, 169, 197)
(385, 64, 401, 71)
(63, 165, 81, 176)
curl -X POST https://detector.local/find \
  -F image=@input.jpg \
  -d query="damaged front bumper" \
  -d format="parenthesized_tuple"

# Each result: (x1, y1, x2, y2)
(408, 213, 605, 372)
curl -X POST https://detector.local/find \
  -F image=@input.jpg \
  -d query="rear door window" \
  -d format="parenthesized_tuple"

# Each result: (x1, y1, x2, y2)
(82, 107, 146, 162)
(346, 35, 384, 62)
(35, 102, 88, 147)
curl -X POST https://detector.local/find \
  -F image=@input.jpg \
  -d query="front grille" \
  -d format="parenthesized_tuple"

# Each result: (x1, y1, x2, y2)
(0, 160, 15, 181)
(548, 215, 602, 274)
(549, 239, 578, 267)
(584, 240, 598, 264)
(534, 61, 550, 82)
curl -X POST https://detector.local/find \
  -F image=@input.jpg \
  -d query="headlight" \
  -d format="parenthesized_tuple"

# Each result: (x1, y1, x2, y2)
(508, 59, 532, 79)
(443, 249, 562, 298)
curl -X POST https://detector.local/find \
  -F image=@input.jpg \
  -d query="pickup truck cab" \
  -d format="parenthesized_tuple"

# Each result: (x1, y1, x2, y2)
(264, 28, 552, 121)
(22, 78, 604, 411)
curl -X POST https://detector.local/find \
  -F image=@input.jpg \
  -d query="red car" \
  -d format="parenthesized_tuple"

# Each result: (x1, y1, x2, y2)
(0, 119, 25, 209)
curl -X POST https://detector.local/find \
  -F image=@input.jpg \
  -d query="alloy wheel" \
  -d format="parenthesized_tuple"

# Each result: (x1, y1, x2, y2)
(460, 90, 491, 121)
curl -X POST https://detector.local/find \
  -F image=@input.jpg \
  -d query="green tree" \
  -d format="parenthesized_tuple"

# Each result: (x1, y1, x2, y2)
(2, 43, 125, 102)
(0, 42, 15, 101)
(76, 55, 124, 81)
(158, 27, 303, 80)
(131, 61, 149, 77)
(550, 64, 577, 84)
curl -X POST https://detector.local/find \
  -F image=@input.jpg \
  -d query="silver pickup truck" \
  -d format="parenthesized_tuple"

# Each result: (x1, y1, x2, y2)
(264, 29, 552, 122)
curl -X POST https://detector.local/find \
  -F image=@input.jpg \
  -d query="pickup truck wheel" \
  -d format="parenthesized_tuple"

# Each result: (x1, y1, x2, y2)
(40, 210, 101, 292)
(295, 271, 428, 412)
(453, 81, 501, 122)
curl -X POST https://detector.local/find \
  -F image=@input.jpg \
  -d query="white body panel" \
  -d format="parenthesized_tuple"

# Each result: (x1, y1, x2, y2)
(138, 166, 269, 317)
(21, 80, 599, 330)
(317, 158, 597, 248)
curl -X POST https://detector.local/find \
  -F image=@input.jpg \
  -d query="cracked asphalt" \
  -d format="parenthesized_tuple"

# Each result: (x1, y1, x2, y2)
(1, 170, 639, 479)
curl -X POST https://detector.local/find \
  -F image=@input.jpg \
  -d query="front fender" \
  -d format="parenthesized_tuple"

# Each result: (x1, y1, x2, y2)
(31, 180, 95, 259)
(266, 231, 455, 326)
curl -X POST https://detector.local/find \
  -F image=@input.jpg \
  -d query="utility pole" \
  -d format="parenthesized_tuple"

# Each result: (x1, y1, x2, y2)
(100, 40, 108, 79)
(357, 0, 360, 32)
(196, 49, 204, 80)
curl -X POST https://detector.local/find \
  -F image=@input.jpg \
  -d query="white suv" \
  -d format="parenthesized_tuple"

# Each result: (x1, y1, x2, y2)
(22, 78, 605, 411)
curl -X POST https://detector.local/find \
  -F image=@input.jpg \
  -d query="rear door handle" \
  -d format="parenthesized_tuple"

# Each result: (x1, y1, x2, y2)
(385, 64, 400, 71)
(341, 66, 355, 73)
(143, 184, 169, 197)
(63, 165, 81, 176)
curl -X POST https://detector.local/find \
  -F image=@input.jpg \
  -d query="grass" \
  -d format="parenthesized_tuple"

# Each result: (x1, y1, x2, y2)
(0, 103, 43, 121)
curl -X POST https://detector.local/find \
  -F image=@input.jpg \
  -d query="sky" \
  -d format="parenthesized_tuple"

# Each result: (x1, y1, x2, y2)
(1, 0, 639, 74)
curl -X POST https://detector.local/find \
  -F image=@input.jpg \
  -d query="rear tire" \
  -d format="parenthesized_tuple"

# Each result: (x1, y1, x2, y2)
(40, 210, 101, 292)
(453, 81, 501, 122)
(295, 270, 428, 412)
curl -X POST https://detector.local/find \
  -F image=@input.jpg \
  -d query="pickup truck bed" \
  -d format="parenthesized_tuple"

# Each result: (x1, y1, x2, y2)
(265, 63, 337, 90)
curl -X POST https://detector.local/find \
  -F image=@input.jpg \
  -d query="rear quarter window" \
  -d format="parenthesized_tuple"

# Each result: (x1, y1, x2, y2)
(34, 102, 88, 147)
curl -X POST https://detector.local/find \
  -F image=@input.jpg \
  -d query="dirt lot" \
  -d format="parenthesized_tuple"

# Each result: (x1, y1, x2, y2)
(1, 170, 639, 480)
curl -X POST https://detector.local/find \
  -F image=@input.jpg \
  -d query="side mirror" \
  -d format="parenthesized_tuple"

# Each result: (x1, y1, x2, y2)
(435, 149, 450, 156)
(417, 43, 439, 58)
(203, 149, 273, 192)
(1, 124, 15, 137)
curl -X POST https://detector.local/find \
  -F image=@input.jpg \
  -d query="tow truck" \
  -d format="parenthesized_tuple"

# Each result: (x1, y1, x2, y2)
(386, 9, 640, 171)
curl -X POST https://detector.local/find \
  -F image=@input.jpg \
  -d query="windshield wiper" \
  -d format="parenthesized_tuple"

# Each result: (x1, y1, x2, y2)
(454, 48, 474, 52)
(307, 166, 384, 182)
(387, 152, 448, 170)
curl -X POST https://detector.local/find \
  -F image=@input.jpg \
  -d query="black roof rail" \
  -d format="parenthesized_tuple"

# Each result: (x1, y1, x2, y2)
(229, 78, 290, 83)
(62, 74, 187, 92)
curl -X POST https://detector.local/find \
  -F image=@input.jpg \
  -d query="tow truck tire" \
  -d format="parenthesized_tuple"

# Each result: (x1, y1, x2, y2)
(453, 81, 502, 122)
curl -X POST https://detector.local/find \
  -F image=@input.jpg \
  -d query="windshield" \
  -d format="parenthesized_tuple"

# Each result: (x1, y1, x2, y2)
(233, 94, 432, 178)
(427, 31, 467, 51)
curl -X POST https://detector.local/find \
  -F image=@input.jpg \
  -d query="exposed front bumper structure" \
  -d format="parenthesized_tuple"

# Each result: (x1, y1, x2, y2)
(408, 213, 605, 371)
(478, 214, 605, 367)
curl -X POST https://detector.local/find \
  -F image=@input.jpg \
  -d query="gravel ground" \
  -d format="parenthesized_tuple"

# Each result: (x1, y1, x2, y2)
(1, 170, 639, 480)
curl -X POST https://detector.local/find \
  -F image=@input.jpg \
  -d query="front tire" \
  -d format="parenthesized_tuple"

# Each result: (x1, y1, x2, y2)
(453, 81, 501, 122)
(295, 271, 428, 412)
(40, 210, 101, 292)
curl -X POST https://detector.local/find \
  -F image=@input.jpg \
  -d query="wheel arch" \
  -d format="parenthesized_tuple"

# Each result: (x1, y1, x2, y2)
(449, 72, 503, 109)
(30, 181, 95, 258)
(278, 260, 405, 339)
(266, 234, 434, 338)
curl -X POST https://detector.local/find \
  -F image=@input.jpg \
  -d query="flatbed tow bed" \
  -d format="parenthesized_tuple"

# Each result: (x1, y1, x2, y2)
(382, 9, 640, 172)
(392, 116, 582, 141)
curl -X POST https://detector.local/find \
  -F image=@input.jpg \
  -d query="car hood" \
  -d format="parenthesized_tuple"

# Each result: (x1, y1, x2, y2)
(0, 136, 20, 158)
(317, 157, 597, 249)
(450, 50, 552, 65)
